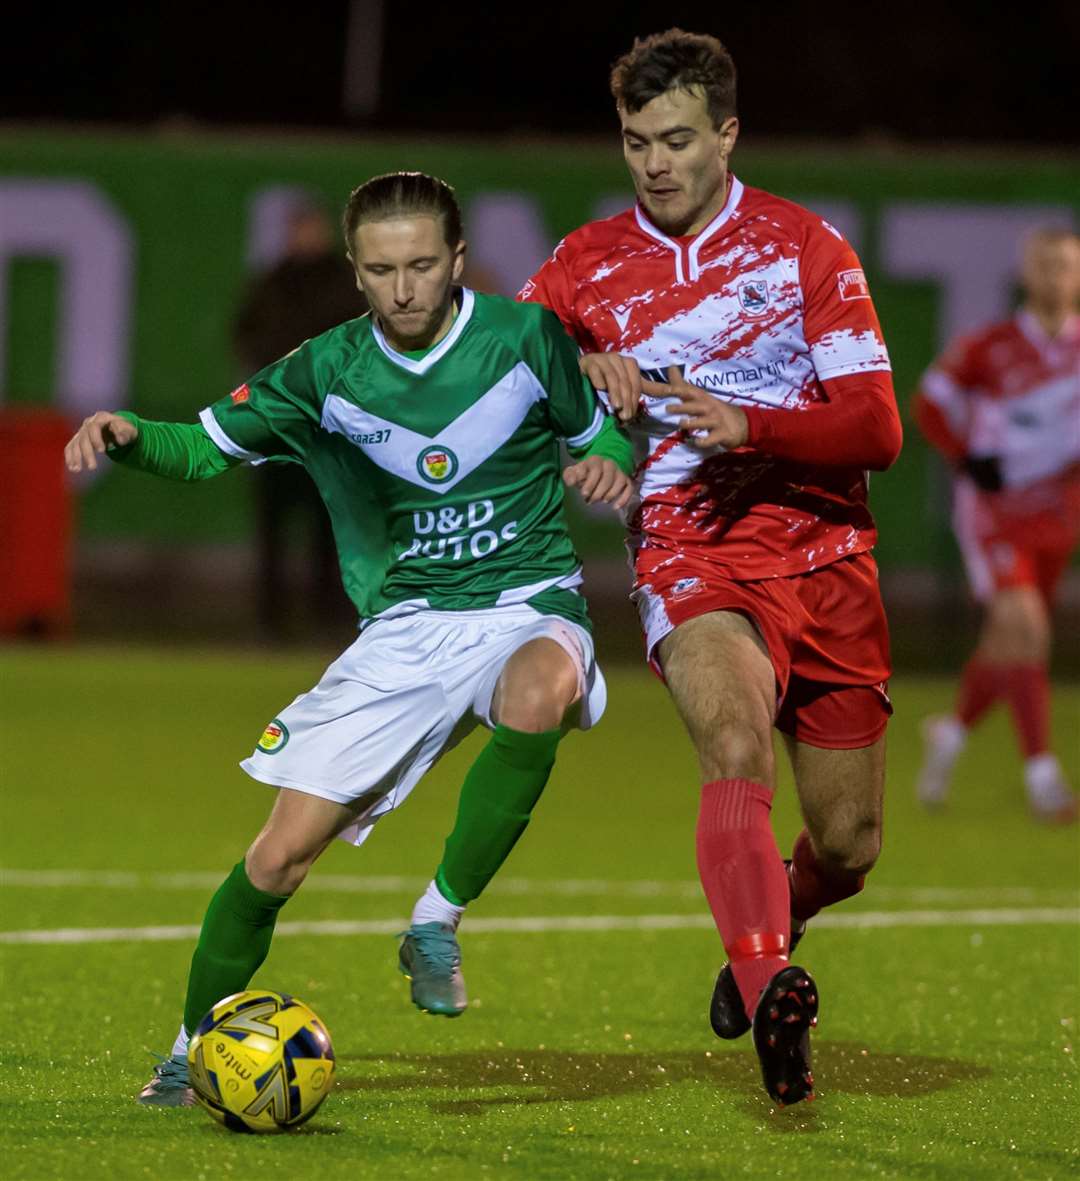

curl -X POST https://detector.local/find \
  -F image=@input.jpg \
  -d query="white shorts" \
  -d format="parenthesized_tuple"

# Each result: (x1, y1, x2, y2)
(240, 605, 606, 846)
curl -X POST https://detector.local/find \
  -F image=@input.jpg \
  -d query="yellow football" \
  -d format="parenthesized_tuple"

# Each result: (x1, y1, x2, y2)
(187, 989, 335, 1133)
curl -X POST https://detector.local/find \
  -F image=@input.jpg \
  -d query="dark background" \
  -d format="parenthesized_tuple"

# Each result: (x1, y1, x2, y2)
(7, 1, 1079, 144)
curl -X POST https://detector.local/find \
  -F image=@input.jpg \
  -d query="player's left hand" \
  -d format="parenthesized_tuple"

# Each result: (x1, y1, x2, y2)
(563, 456, 633, 510)
(642, 367, 749, 450)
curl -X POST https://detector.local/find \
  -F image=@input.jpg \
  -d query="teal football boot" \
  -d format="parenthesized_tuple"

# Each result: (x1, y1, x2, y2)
(397, 922, 467, 1017)
(136, 1051, 195, 1106)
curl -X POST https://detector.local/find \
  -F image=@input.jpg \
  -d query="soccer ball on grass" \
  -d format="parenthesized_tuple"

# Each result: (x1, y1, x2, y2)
(187, 989, 335, 1133)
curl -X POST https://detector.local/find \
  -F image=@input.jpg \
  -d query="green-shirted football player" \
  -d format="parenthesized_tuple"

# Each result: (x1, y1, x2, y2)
(64, 172, 634, 1107)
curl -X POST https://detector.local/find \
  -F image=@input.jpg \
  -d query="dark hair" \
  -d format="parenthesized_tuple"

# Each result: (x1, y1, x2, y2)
(610, 29, 737, 128)
(343, 172, 463, 251)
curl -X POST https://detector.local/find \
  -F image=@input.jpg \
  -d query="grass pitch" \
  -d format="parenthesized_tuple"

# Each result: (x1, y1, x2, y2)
(1, 645, 1077, 1180)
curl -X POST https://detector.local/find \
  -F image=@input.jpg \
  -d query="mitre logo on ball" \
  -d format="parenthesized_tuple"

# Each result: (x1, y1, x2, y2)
(187, 990, 335, 1133)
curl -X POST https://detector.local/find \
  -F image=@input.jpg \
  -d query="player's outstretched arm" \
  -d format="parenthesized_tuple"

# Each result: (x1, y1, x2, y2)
(579, 353, 643, 423)
(65, 412, 239, 481)
(64, 411, 138, 472)
(645, 367, 902, 469)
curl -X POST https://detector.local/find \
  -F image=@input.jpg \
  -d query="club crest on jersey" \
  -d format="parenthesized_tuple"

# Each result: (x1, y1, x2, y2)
(230, 383, 250, 404)
(417, 445, 459, 484)
(257, 719, 289, 754)
(738, 280, 770, 316)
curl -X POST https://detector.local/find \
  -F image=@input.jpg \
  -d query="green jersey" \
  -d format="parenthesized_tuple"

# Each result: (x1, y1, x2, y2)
(198, 289, 611, 628)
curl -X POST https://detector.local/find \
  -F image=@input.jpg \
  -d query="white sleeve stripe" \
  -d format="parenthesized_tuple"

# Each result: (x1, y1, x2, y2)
(564, 404, 605, 449)
(809, 329, 891, 381)
(198, 407, 264, 462)
(814, 359, 893, 379)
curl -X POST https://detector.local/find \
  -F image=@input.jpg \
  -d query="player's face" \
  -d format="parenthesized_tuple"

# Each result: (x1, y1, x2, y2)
(350, 216, 466, 349)
(620, 87, 738, 237)
(1022, 236, 1080, 314)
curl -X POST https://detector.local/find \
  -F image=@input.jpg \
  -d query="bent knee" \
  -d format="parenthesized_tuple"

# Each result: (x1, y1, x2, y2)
(496, 676, 578, 733)
(813, 822, 882, 879)
(497, 697, 570, 732)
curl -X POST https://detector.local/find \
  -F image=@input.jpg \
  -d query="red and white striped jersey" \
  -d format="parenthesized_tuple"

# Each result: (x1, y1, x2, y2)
(918, 311, 1080, 492)
(520, 177, 893, 579)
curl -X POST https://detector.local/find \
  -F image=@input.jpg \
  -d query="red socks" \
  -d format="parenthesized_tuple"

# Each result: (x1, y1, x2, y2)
(788, 829, 865, 922)
(956, 658, 1000, 728)
(696, 778, 790, 1020)
(1000, 664, 1049, 758)
(956, 658, 1049, 757)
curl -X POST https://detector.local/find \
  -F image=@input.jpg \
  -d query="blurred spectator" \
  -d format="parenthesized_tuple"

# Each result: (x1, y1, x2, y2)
(232, 197, 364, 636)
(912, 227, 1080, 823)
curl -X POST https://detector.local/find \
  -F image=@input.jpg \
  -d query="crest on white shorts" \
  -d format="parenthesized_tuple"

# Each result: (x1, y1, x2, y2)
(257, 719, 289, 754)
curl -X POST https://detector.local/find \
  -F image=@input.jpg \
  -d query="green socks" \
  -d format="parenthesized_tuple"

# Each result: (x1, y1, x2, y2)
(182, 861, 290, 1033)
(182, 726, 561, 1030)
(436, 724, 562, 905)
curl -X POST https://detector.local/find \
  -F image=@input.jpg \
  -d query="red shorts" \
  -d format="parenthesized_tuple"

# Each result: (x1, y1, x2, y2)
(953, 477, 1080, 605)
(632, 549, 892, 749)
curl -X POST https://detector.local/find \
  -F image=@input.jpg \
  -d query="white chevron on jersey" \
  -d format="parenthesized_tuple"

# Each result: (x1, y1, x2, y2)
(320, 360, 547, 493)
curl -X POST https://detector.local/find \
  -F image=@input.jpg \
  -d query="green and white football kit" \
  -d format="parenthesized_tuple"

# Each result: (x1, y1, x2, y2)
(207, 288, 611, 822)
(245, 602, 603, 844)
(113, 289, 623, 829)
(199, 286, 608, 630)
(115, 288, 632, 1077)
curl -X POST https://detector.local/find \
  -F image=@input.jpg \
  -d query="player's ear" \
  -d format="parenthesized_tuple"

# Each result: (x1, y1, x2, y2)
(451, 240, 467, 282)
(718, 117, 739, 160)
(345, 251, 365, 293)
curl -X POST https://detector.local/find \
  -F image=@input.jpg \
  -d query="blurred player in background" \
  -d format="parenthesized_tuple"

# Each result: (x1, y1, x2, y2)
(522, 29, 902, 1106)
(232, 196, 364, 635)
(65, 171, 633, 1106)
(913, 227, 1080, 823)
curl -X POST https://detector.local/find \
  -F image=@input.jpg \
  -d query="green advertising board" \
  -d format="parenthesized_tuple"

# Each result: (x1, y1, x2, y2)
(2, 128, 1077, 569)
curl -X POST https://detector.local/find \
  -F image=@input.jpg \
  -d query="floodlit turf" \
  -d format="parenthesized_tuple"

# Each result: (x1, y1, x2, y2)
(1, 645, 1078, 1180)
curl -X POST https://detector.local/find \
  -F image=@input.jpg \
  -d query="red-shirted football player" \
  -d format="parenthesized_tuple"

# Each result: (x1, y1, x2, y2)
(520, 30, 902, 1107)
(913, 227, 1080, 824)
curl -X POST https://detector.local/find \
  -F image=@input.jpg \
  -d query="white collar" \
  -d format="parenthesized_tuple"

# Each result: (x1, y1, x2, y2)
(370, 287, 475, 375)
(633, 176, 745, 283)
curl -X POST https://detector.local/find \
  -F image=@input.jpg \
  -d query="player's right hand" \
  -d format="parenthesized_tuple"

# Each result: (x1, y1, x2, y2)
(579, 353, 642, 423)
(64, 412, 139, 472)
